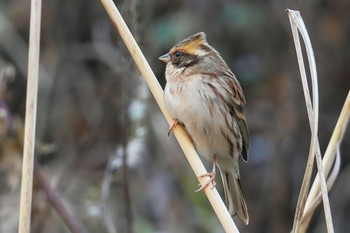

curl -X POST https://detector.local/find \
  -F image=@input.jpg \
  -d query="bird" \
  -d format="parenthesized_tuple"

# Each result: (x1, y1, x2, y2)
(159, 32, 249, 225)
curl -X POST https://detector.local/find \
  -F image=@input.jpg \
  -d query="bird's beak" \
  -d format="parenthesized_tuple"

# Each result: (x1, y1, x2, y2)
(158, 53, 171, 63)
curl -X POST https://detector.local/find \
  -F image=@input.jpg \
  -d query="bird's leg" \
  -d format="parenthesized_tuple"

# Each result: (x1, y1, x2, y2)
(168, 119, 179, 136)
(168, 120, 194, 144)
(195, 155, 217, 192)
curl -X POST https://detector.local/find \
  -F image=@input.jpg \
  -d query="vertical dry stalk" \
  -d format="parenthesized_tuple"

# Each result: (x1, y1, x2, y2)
(288, 12, 317, 232)
(18, 0, 42, 232)
(99, 0, 240, 232)
(287, 9, 334, 233)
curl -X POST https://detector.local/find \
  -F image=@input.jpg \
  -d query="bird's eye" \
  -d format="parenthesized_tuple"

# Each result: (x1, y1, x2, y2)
(175, 51, 183, 57)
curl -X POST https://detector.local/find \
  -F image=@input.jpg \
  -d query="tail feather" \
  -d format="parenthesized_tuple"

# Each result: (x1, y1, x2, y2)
(221, 172, 249, 225)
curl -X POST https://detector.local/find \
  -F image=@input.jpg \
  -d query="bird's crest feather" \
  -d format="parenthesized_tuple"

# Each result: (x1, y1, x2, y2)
(170, 32, 208, 54)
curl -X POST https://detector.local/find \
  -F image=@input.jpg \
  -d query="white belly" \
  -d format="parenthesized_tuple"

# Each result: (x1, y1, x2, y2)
(164, 77, 240, 165)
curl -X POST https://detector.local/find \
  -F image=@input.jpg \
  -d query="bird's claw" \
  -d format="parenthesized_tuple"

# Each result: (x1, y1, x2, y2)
(195, 172, 217, 192)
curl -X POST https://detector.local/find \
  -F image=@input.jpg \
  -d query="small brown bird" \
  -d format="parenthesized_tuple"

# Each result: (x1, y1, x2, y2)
(159, 32, 249, 224)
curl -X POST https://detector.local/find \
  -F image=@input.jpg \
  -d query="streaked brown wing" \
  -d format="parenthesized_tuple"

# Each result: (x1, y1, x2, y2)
(226, 71, 249, 162)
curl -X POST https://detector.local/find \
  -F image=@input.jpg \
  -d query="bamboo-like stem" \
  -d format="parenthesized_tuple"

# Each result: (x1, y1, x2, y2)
(288, 9, 334, 233)
(18, 0, 42, 232)
(100, 0, 240, 232)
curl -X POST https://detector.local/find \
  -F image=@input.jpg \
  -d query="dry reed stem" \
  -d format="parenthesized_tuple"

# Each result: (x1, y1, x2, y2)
(100, 0, 240, 232)
(18, 0, 42, 232)
(301, 91, 350, 231)
(304, 91, 350, 210)
(301, 147, 341, 228)
(288, 12, 316, 232)
(287, 9, 334, 233)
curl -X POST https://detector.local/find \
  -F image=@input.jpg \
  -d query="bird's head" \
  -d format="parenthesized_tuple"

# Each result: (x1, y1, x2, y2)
(159, 32, 213, 68)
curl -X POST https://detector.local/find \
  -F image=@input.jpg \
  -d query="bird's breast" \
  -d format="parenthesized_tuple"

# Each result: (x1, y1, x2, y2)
(164, 73, 241, 162)
(164, 74, 209, 121)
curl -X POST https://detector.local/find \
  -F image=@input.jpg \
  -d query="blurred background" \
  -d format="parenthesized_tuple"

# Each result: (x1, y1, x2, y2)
(0, 0, 349, 232)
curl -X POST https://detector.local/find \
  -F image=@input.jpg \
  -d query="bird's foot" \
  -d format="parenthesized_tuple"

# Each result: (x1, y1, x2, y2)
(195, 155, 217, 192)
(195, 171, 216, 192)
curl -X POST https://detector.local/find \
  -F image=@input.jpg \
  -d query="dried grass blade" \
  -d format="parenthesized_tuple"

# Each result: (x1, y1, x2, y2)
(287, 9, 334, 233)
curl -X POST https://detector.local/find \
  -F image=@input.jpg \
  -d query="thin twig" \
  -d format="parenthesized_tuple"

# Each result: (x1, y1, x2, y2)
(99, 0, 240, 232)
(0, 12, 29, 78)
(101, 152, 119, 233)
(122, 147, 133, 233)
(34, 162, 88, 233)
(18, 0, 42, 232)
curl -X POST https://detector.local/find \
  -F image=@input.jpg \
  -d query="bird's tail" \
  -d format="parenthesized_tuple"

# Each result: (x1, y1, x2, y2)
(221, 172, 249, 225)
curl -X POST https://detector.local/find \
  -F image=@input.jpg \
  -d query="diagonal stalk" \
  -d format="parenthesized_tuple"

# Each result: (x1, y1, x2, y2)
(100, 0, 240, 232)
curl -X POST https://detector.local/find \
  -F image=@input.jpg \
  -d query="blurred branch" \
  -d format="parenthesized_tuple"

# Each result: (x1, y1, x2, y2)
(99, 0, 240, 232)
(34, 162, 88, 233)
(129, 0, 139, 41)
(0, 12, 49, 79)
(101, 151, 118, 233)
(18, 0, 42, 232)
(100, 146, 135, 233)
(287, 9, 334, 233)
(122, 147, 133, 233)
(0, 11, 55, 141)
(0, 12, 29, 78)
